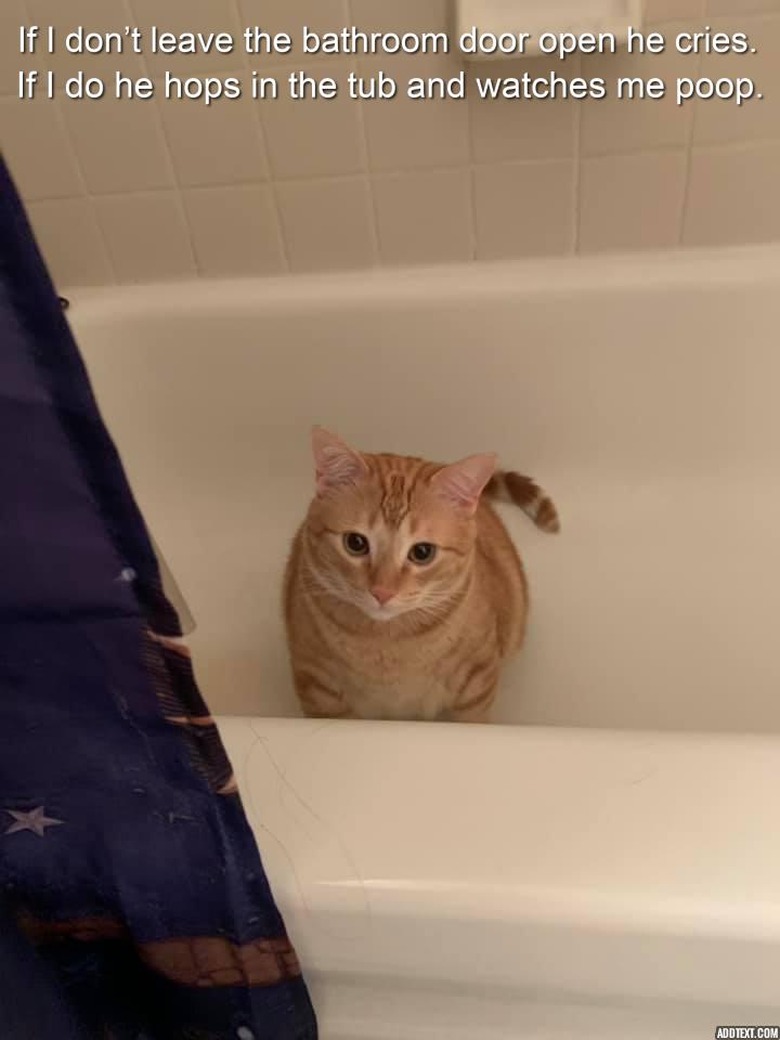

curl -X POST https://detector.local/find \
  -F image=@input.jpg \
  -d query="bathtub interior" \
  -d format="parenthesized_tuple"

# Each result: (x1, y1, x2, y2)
(70, 246, 780, 733)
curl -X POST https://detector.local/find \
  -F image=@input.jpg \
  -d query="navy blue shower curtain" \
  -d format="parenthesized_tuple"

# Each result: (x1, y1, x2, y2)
(0, 155, 317, 1039)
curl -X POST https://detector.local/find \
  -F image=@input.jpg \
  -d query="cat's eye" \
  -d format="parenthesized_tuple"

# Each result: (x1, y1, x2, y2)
(408, 542, 436, 565)
(343, 532, 370, 556)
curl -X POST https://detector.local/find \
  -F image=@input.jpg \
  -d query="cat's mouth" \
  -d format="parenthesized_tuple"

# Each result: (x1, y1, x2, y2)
(359, 597, 406, 622)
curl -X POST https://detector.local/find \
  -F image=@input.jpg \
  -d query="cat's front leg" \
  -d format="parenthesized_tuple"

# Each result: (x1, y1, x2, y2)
(293, 670, 353, 719)
(448, 663, 499, 724)
(448, 703, 492, 724)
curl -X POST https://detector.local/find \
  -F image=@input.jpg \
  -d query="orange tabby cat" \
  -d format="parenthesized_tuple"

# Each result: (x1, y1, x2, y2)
(283, 428, 559, 723)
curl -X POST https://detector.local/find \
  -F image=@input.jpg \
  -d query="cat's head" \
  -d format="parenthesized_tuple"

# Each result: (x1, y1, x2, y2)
(302, 427, 497, 622)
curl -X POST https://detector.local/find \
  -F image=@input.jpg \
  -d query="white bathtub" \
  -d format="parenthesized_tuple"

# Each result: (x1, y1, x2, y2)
(70, 245, 780, 1036)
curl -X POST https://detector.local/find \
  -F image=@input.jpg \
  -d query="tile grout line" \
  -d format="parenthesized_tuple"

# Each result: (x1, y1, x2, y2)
(345, 0, 381, 268)
(571, 57, 584, 256)
(123, 0, 201, 277)
(463, 62, 480, 261)
(447, 0, 480, 262)
(445, 0, 479, 262)
(233, 0, 291, 273)
(235, 0, 293, 272)
(678, 16, 706, 247)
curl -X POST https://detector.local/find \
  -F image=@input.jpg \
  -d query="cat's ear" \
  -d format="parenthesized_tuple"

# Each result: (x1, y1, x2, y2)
(432, 453, 497, 515)
(311, 426, 368, 495)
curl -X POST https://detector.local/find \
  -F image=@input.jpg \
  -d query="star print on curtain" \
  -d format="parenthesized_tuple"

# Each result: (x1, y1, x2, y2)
(5, 808, 63, 837)
(0, 155, 317, 1040)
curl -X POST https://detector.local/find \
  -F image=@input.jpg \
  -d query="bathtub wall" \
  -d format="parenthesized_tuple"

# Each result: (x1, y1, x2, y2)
(3, 0, 779, 288)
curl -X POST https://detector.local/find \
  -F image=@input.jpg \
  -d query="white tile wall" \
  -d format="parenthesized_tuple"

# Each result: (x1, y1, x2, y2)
(579, 150, 688, 252)
(276, 176, 376, 272)
(694, 14, 779, 144)
(373, 168, 473, 265)
(160, 86, 270, 186)
(94, 191, 196, 281)
(26, 198, 114, 285)
(2, 0, 779, 287)
(683, 139, 780, 245)
(580, 21, 698, 156)
(184, 184, 285, 275)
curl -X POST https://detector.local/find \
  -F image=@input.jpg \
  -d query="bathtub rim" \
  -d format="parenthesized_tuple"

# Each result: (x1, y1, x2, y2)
(63, 241, 780, 313)
(216, 714, 780, 1012)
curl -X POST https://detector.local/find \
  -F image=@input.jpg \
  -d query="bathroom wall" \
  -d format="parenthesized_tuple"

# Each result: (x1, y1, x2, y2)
(2, 0, 779, 288)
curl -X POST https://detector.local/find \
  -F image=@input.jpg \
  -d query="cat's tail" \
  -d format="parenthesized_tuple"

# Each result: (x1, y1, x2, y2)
(485, 471, 561, 533)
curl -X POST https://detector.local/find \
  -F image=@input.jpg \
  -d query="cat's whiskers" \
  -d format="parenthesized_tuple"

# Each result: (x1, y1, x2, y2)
(410, 598, 456, 623)
(306, 568, 350, 603)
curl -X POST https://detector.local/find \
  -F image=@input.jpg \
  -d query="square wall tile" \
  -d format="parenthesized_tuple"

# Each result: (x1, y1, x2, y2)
(184, 185, 285, 275)
(276, 176, 375, 271)
(26, 0, 146, 80)
(359, 52, 471, 171)
(130, 0, 243, 75)
(238, 0, 349, 65)
(373, 169, 472, 265)
(580, 21, 697, 156)
(683, 140, 780, 246)
(160, 81, 269, 186)
(693, 15, 779, 145)
(474, 161, 575, 259)
(1, 96, 83, 199)
(259, 60, 363, 179)
(579, 150, 687, 253)
(62, 95, 172, 193)
(468, 57, 579, 164)
(95, 191, 196, 281)
(27, 198, 114, 287)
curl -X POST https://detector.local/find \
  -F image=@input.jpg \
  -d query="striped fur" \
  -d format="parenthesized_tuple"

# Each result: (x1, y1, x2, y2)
(283, 429, 559, 724)
(485, 471, 560, 533)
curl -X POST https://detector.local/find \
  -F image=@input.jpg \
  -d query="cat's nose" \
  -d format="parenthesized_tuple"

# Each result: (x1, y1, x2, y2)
(371, 586, 395, 606)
